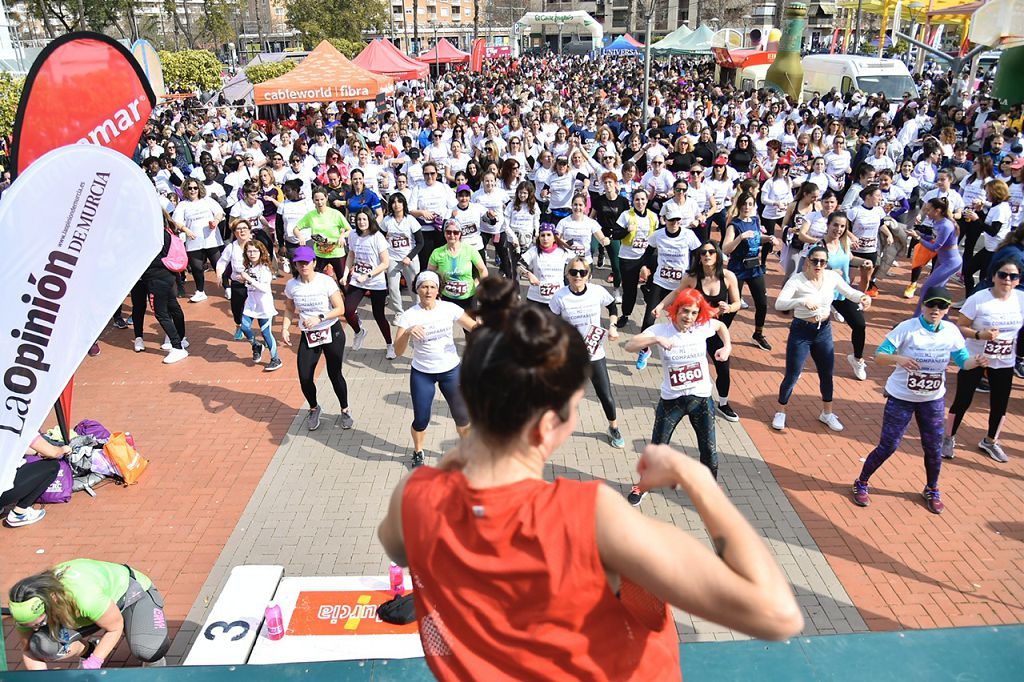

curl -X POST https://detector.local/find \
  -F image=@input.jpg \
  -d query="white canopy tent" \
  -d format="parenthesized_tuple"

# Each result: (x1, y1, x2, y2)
(513, 11, 604, 56)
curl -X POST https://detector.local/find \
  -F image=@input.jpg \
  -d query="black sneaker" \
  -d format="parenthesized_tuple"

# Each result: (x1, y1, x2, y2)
(752, 333, 772, 351)
(112, 317, 128, 329)
(252, 343, 264, 363)
(1015, 357, 1024, 380)
(717, 403, 740, 422)
(626, 485, 647, 506)
(615, 316, 629, 330)
(411, 451, 425, 468)
(978, 377, 990, 393)
(264, 357, 283, 372)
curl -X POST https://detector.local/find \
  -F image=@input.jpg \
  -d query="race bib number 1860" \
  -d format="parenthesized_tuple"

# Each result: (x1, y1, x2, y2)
(669, 362, 704, 389)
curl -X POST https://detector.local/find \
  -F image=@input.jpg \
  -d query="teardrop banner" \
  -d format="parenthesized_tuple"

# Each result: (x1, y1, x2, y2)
(0, 145, 163, 495)
(131, 38, 167, 100)
(471, 38, 485, 73)
(10, 31, 156, 175)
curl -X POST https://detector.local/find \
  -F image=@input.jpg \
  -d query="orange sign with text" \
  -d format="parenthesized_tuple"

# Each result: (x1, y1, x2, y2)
(286, 590, 419, 636)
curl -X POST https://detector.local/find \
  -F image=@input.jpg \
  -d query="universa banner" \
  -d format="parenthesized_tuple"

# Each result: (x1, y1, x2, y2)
(0, 145, 163, 495)
(11, 31, 156, 174)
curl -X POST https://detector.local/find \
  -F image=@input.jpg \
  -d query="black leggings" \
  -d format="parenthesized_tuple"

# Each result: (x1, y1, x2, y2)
(130, 279, 148, 338)
(761, 217, 781, 268)
(230, 281, 247, 325)
(641, 283, 674, 331)
(737, 276, 768, 331)
(418, 230, 445, 272)
(958, 217, 983, 277)
(620, 257, 644, 318)
(187, 246, 223, 293)
(830, 296, 867, 359)
(144, 271, 186, 348)
(0, 459, 59, 509)
(949, 366, 1014, 440)
(296, 321, 349, 409)
(707, 327, 731, 399)
(482, 232, 513, 278)
(964, 248, 993, 297)
(344, 286, 392, 344)
(589, 357, 617, 421)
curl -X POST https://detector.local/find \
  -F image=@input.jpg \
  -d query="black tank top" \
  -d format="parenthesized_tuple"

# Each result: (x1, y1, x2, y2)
(696, 274, 735, 326)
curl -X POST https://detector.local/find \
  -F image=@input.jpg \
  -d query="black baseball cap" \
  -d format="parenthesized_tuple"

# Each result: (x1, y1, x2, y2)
(922, 286, 952, 305)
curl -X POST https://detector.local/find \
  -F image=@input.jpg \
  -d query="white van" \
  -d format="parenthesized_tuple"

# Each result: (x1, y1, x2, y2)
(801, 55, 919, 101)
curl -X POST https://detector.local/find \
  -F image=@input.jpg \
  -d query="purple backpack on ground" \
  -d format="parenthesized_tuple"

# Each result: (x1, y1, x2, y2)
(74, 419, 111, 441)
(23, 456, 73, 504)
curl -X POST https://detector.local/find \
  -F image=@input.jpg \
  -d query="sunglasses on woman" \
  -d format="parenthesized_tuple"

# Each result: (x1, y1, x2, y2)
(567, 268, 589, 277)
(924, 300, 950, 310)
(808, 258, 828, 266)
(996, 270, 1021, 281)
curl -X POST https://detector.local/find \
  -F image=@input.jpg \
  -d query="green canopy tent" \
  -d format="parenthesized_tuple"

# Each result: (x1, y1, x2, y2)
(654, 24, 715, 56)
(648, 23, 693, 56)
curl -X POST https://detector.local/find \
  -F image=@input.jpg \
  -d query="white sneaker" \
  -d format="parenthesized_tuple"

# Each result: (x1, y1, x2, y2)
(771, 412, 786, 431)
(163, 348, 189, 364)
(224, 287, 232, 300)
(385, 343, 397, 360)
(133, 337, 145, 353)
(6, 507, 45, 527)
(740, 298, 749, 310)
(161, 337, 189, 351)
(352, 327, 367, 351)
(847, 353, 867, 381)
(819, 411, 844, 432)
(614, 287, 623, 303)
(189, 291, 208, 303)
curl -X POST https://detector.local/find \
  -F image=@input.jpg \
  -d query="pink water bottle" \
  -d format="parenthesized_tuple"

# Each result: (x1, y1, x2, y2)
(124, 432, 135, 448)
(264, 602, 284, 640)
(389, 563, 405, 596)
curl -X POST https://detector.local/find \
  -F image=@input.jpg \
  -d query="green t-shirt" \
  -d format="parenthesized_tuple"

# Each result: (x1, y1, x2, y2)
(57, 559, 153, 627)
(429, 243, 484, 300)
(296, 207, 350, 259)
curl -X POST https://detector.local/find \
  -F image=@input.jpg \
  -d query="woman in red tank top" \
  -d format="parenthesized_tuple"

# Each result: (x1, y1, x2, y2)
(378, 277, 803, 681)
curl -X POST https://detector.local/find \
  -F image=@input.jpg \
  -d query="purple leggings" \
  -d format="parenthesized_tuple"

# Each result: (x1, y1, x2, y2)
(914, 249, 962, 316)
(858, 396, 945, 489)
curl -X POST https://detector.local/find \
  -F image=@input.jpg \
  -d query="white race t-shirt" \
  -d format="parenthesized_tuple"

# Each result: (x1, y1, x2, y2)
(521, 246, 572, 303)
(346, 231, 390, 291)
(396, 301, 464, 374)
(284, 273, 339, 331)
(983, 202, 1013, 252)
(173, 198, 224, 251)
(883, 318, 965, 402)
(646, 320, 716, 399)
(648, 227, 701, 291)
(847, 204, 885, 253)
(961, 288, 1024, 369)
(381, 214, 421, 261)
(555, 215, 602, 263)
(549, 285, 615, 361)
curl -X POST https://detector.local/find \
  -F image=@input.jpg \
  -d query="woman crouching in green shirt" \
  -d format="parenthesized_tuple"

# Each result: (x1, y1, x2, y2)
(9, 558, 169, 669)
(428, 218, 489, 311)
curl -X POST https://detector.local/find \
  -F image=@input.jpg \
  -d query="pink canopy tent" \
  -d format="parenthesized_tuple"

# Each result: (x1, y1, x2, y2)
(353, 38, 429, 81)
(623, 33, 645, 47)
(418, 38, 470, 64)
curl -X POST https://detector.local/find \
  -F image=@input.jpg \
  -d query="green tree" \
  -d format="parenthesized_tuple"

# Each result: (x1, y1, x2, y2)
(159, 49, 223, 92)
(0, 72, 25, 140)
(245, 60, 296, 84)
(327, 37, 365, 58)
(286, 0, 388, 47)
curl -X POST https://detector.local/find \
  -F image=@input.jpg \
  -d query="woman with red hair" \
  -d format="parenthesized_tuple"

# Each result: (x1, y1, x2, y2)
(624, 288, 732, 505)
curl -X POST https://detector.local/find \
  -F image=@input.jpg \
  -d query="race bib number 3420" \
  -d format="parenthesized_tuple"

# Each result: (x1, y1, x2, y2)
(906, 371, 942, 394)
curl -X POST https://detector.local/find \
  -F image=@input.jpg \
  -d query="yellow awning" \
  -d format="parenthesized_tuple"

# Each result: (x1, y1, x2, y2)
(834, 0, 977, 25)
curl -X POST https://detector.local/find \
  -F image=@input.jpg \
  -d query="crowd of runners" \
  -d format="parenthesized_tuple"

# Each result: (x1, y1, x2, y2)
(120, 52, 1023, 516)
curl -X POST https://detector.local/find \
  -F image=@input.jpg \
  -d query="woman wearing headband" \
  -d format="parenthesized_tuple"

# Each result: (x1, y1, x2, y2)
(394, 271, 479, 468)
(9, 559, 169, 670)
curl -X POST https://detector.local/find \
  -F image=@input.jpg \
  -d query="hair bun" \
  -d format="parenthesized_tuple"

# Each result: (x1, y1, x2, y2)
(474, 277, 521, 329)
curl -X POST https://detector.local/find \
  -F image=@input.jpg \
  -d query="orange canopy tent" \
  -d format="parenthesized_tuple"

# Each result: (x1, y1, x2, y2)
(418, 38, 471, 64)
(354, 38, 429, 81)
(254, 40, 394, 105)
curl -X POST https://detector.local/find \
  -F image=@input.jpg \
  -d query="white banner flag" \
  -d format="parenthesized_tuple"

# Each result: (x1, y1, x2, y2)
(0, 144, 162, 494)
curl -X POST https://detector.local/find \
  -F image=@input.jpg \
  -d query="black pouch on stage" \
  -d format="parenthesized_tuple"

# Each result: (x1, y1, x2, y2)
(742, 256, 761, 270)
(378, 593, 416, 625)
